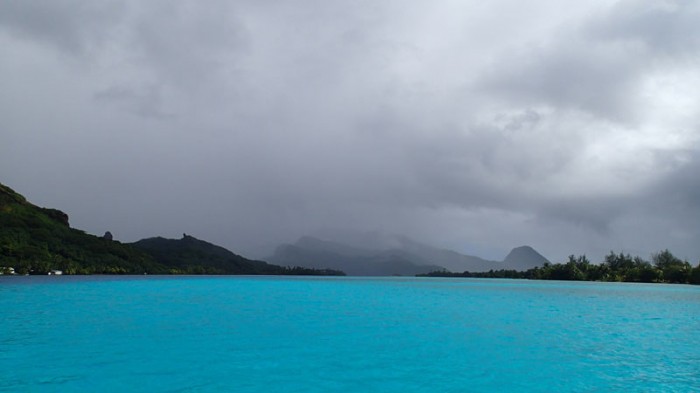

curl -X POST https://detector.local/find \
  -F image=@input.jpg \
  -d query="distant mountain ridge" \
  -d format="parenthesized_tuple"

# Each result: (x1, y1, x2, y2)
(270, 237, 444, 276)
(269, 235, 549, 276)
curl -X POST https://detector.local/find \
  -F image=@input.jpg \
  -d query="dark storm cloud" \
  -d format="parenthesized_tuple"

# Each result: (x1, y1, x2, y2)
(0, 0, 125, 55)
(1, 0, 699, 262)
(127, 1, 248, 90)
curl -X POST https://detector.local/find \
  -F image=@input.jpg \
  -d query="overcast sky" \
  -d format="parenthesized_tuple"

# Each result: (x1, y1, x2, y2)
(1, 0, 698, 262)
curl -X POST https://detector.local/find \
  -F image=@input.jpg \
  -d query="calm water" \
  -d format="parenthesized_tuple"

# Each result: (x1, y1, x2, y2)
(1, 276, 698, 392)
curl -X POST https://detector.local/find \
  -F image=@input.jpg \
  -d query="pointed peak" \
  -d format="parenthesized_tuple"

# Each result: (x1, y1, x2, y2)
(503, 245, 549, 269)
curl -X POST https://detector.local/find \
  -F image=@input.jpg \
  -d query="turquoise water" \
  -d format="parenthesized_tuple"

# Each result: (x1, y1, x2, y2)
(1, 276, 698, 392)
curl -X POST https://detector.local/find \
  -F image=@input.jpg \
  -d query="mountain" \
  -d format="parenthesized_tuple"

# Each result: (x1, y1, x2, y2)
(0, 181, 543, 276)
(130, 234, 344, 275)
(0, 181, 343, 276)
(269, 235, 549, 275)
(388, 236, 504, 272)
(269, 236, 444, 276)
(503, 246, 549, 271)
(0, 182, 165, 274)
(131, 234, 280, 274)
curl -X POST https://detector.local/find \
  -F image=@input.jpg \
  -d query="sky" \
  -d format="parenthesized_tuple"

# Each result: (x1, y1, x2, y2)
(1, 0, 699, 263)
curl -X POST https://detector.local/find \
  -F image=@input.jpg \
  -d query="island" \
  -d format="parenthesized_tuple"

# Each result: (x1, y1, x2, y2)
(0, 182, 343, 276)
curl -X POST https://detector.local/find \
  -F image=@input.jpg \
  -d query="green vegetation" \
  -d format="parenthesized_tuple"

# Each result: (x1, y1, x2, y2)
(0, 182, 344, 276)
(0, 183, 166, 274)
(420, 250, 700, 285)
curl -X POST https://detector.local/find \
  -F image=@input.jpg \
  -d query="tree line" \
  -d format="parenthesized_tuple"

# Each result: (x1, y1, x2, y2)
(420, 249, 700, 285)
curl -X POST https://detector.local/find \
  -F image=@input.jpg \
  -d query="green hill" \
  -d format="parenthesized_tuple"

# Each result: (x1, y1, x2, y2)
(0, 182, 165, 274)
(0, 182, 344, 276)
(131, 234, 345, 275)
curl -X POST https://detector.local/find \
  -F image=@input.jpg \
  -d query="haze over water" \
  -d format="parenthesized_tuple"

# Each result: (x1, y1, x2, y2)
(1, 276, 698, 392)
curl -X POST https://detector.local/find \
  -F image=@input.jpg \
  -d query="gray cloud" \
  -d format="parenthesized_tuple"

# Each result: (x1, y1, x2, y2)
(1, 0, 699, 263)
(477, 0, 700, 124)
(0, 0, 125, 55)
(590, 0, 700, 58)
(93, 84, 174, 119)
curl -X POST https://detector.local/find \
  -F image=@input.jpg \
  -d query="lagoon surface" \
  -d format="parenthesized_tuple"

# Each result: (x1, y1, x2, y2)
(1, 276, 699, 392)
